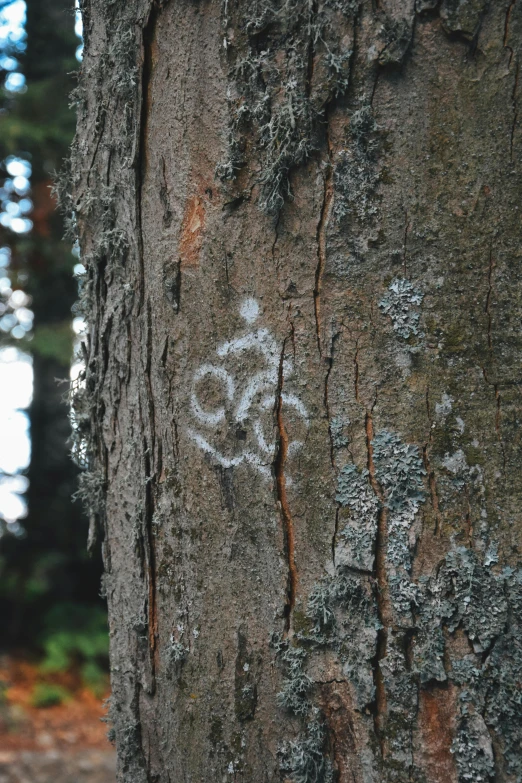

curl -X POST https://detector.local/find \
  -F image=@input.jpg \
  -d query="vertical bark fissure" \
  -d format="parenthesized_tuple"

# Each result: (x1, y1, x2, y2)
(86, 108, 107, 189)
(324, 331, 339, 564)
(313, 122, 334, 357)
(324, 337, 337, 470)
(353, 338, 360, 402)
(504, 1, 518, 44)
(271, 210, 281, 270)
(144, 303, 158, 661)
(423, 445, 441, 535)
(365, 410, 390, 756)
(504, 0, 518, 67)
(274, 337, 297, 631)
(138, 4, 157, 314)
(138, 4, 159, 674)
(403, 208, 410, 276)
(510, 62, 519, 162)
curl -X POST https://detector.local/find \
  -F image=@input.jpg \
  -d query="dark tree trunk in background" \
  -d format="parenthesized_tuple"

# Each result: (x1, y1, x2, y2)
(0, 0, 102, 645)
(72, 1, 522, 780)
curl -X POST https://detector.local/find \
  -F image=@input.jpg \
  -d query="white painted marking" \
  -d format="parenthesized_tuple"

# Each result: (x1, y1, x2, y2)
(282, 392, 309, 424)
(217, 328, 279, 368)
(191, 364, 234, 426)
(254, 417, 274, 456)
(235, 373, 275, 423)
(240, 297, 260, 324)
(187, 299, 309, 479)
(187, 429, 243, 469)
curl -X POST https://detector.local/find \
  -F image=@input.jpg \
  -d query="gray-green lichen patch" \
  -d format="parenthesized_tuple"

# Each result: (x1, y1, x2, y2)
(372, 430, 426, 515)
(272, 634, 333, 781)
(446, 564, 522, 781)
(452, 710, 495, 783)
(304, 569, 380, 709)
(335, 429, 426, 596)
(278, 714, 334, 783)
(333, 106, 381, 223)
(219, 0, 358, 213)
(410, 548, 522, 781)
(373, 430, 426, 625)
(273, 561, 379, 780)
(276, 642, 312, 716)
(329, 415, 349, 449)
(379, 278, 424, 341)
(281, 414, 521, 781)
(335, 464, 378, 571)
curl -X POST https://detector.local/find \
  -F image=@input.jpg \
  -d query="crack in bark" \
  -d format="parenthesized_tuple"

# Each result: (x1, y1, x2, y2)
(313, 122, 334, 357)
(137, 5, 157, 316)
(144, 303, 158, 664)
(324, 330, 339, 564)
(423, 444, 441, 536)
(365, 409, 390, 756)
(353, 338, 360, 402)
(324, 331, 339, 470)
(137, 5, 160, 681)
(504, 0, 518, 68)
(86, 107, 107, 189)
(274, 337, 297, 631)
(510, 61, 519, 161)
(331, 505, 340, 568)
(271, 209, 281, 270)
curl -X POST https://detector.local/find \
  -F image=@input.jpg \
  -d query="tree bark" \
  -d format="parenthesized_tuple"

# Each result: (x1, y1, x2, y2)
(71, 1, 522, 780)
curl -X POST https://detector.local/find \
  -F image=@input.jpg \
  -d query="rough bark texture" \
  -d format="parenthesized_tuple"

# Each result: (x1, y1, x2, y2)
(69, 0, 522, 780)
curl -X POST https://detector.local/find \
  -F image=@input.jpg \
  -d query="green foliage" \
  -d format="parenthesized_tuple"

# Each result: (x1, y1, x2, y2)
(39, 603, 109, 694)
(81, 660, 108, 698)
(31, 683, 70, 708)
(0, 678, 7, 706)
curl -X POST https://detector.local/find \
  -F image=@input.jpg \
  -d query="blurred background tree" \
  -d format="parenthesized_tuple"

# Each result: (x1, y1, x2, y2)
(0, 0, 107, 692)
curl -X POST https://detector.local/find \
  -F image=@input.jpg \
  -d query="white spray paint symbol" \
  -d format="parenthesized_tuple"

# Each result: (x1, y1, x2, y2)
(187, 299, 308, 478)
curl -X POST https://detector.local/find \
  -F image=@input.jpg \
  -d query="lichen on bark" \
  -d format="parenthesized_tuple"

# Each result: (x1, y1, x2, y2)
(67, 0, 522, 780)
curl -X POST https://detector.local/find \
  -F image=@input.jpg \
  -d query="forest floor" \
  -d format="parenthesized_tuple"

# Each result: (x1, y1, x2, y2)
(0, 657, 115, 783)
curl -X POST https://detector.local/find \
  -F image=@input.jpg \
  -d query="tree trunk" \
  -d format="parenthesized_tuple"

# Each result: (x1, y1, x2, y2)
(0, 0, 102, 645)
(71, 1, 522, 780)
